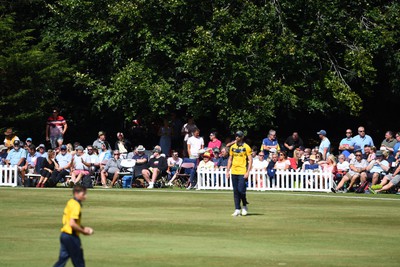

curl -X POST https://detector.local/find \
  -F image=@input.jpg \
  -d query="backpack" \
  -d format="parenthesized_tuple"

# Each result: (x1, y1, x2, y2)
(355, 181, 368, 193)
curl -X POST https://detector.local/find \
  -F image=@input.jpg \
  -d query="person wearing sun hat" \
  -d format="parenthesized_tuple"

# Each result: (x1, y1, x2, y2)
(3, 128, 20, 150)
(198, 152, 215, 170)
(0, 145, 8, 165)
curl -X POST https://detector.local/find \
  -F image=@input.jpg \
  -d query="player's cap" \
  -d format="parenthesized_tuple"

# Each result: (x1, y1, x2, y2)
(235, 131, 244, 137)
(317, 130, 327, 136)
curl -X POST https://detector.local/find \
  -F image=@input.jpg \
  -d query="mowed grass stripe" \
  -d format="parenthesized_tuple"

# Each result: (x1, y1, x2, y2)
(0, 188, 399, 267)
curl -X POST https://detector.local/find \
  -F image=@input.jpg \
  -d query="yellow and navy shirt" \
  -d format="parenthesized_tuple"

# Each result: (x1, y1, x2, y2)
(229, 142, 251, 175)
(61, 198, 82, 236)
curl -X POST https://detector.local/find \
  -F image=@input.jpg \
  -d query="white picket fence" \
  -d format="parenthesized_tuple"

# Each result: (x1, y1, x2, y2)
(0, 165, 19, 187)
(197, 168, 333, 192)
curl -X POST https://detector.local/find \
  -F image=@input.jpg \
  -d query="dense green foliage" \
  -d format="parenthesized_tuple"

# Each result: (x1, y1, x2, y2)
(1, 1, 399, 138)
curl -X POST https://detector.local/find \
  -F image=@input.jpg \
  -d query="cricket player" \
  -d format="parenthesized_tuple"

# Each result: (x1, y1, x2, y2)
(54, 185, 94, 267)
(226, 131, 253, 216)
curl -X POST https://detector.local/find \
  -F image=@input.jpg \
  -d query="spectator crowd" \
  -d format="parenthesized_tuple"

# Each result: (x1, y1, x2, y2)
(2, 109, 400, 195)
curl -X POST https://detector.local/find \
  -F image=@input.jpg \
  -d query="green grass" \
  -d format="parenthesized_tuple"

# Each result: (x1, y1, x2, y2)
(1, 188, 400, 267)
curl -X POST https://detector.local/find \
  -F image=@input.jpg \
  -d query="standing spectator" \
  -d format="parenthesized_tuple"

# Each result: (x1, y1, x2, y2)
(170, 112, 183, 150)
(181, 117, 197, 157)
(3, 128, 19, 150)
(360, 150, 389, 186)
(226, 131, 252, 216)
(158, 119, 172, 157)
(0, 145, 8, 165)
(46, 108, 68, 149)
(208, 132, 222, 150)
(380, 131, 396, 155)
(115, 132, 131, 158)
(262, 129, 279, 159)
(317, 130, 330, 160)
(93, 131, 110, 151)
(353, 126, 374, 154)
(142, 148, 168, 189)
(339, 129, 355, 158)
(101, 150, 122, 188)
(187, 128, 204, 159)
(50, 145, 72, 186)
(36, 150, 58, 188)
(284, 132, 304, 158)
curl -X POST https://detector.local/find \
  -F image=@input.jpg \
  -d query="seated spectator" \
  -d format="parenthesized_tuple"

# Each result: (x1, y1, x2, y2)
(3, 128, 20, 150)
(353, 126, 374, 155)
(212, 147, 220, 164)
(142, 148, 168, 189)
(86, 145, 100, 173)
(93, 131, 111, 151)
(150, 145, 166, 158)
(5, 140, 26, 183)
(217, 147, 229, 169)
(98, 141, 112, 164)
(274, 151, 290, 170)
(166, 150, 183, 185)
(101, 150, 122, 188)
(392, 132, 400, 159)
(25, 137, 33, 150)
(370, 163, 400, 194)
(129, 145, 148, 179)
(36, 150, 58, 188)
(338, 129, 355, 158)
(364, 145, 375, 162)
(69, 146, 91, 186)
(360, 150, 389, 186)
(67, 143, 75, 155)
(115, 132, 131, 158)
(0, 145, 8, 165)
(253, 152, 269, 170)
(21, 144, 39, 182)
(284, 132, 304, 158)
(267, 153, 278, 185)
(333, 151, 367, 193)
(319, 155, 337, 176)
(208, 132, 222, 150)
(197, 152, 214, 170)
(336, 154, 350, 181)
(380, 131, 396, 154)
(262, 129, 279, 159)
(303, 155, 319, 171)
(251, 146, 258, 160)
(37, 144, 48, 158)
(50, 145, 72, 186)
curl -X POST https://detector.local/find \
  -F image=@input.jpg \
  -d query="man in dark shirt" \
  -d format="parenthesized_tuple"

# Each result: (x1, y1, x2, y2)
(142, 148, 167, 189)
(217, 147, 229, 169)
(284, 132, 304, 158)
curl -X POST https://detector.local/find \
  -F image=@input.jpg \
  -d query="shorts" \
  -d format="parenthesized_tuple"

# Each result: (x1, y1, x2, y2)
(366, 172, 384, 180)
(73, 170, 90, 176)
(386, 174, 400, 185)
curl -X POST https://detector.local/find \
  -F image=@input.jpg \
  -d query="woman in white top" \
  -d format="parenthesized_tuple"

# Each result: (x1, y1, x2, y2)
(253, 152, 268, 188)
(274, 151, 290, 170)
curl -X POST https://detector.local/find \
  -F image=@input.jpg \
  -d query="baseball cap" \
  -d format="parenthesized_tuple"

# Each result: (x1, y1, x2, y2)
(317, 130, 327, 136)
(76, 146, 84, 151)
(213, 147, 220, 153)
(153, 148, 161, 153)
(60, 145, 67, 150)
(375, 150, 383, 157)
(235, 131, 244, 137)
(13, 140, 20, 146)
(26, 137, 32, 142)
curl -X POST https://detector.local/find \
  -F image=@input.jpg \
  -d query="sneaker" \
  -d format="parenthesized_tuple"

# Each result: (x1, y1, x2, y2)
(147, 182, 154, 189)
(343, 188, 348, 193)
(242, 206, 248, 216)
(232, 210, 241, 217)
(101, 185, 110, 189)
(371, 184, 382, 190)
(368, 187, 377, 194)
(331, 188, 337, 193)
(69, 181, 74, 188)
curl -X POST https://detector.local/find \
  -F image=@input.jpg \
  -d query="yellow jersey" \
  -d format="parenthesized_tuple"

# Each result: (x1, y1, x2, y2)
(61, 199, 82, 236)
(229, 142, 251, 175)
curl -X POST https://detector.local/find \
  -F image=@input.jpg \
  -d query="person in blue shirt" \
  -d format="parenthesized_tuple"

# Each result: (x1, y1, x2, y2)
(393, 133, 400, 160)
(5, 140, 26, 166)
(339, 129, 355, 158)
(0, 145, 8, 165)
(352, 126, 374, 154)
(317, 130, 330, 160)
(262, 130, 278, 159)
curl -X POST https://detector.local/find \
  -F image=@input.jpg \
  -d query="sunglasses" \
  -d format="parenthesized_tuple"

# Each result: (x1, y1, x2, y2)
(355, 154, 362, 157)
(258, 154, 264, 157)
(346, 132, 352, 134)
(114, 154, 120, 156)
(358, 130, 365, 133)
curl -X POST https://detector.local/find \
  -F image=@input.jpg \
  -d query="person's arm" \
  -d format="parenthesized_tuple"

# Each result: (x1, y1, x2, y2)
(81, 157, 91, 168)
(322, 148, 328, 160)
(245, 154, 253, 178)
(284, 142, 291, 150)
(187, 143, 191, 157)
(378, 161, 390, 172)
(226, 140, 236, 147)
(366, 160, 375, 171)
(70, 219, 93, 235)
(226, 155, 232, 177)
(46, 124, 50, 141)
(392, 165, 400, 176)
(62, 121, 68, 135)
(201, 138, 204, 150)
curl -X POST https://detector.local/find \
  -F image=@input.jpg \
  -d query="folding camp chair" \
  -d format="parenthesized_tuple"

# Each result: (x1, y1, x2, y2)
(174, 162, 195, 188)
(119, 159, 136, 188)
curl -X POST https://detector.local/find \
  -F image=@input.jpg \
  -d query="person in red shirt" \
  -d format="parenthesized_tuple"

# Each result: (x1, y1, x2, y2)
(46, 108, 68, 149)
(208, 132, 222, 150)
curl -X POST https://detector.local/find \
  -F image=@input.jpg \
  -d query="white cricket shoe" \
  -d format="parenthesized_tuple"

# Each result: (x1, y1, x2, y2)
(147, 182, 154, 189)
(242, 206, 248, 216)
(231, 209, 241, 217)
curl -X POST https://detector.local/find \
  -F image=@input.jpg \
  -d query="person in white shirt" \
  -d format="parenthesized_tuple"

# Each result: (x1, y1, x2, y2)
(187, 128, 204, 159)
(197, 152, 214, 170)
(166, 151, 183, 186)
(253, 151, 268, 188)
(69, 146, 91, 186)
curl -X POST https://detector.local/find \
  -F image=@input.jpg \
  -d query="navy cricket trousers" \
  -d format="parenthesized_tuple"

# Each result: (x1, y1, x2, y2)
(54, 232, 85, 267)
(231, 174, 248, 210)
